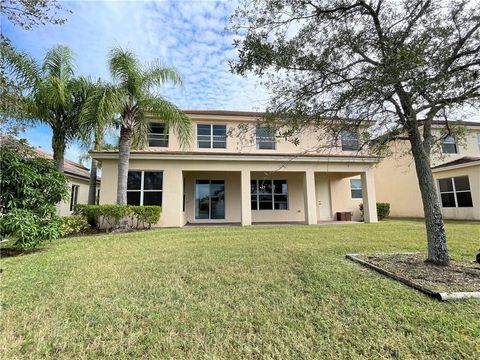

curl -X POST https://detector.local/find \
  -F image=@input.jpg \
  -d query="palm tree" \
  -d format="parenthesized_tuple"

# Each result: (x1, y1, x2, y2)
(2, 44, 89, 172)
(79, 81, 120, 204)
(81, 47, 192, 204)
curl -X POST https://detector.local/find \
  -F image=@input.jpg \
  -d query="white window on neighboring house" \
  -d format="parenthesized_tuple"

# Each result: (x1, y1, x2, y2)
(477, 132, 480, 151)
(438, 176, 473, 208)
(127, 171, 163, 206)
(350, 179, 363, 199)
(148, 122, 169, 147)
(256, 125, 276, 150)
(341, 129, 359, 151)
(441, 135, 458, 154)
(69, 185, 79, 211)
(197, 124, 227, 148)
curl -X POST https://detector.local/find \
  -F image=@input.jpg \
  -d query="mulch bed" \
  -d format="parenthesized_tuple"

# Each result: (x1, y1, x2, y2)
(357, 253, 480, 293)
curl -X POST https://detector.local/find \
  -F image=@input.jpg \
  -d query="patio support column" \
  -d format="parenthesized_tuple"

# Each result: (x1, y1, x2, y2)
(162, 167, 184, 227)
(361, 169, 378, 223)
(240, 170, 252, 226)
(304, 170, 317, 225)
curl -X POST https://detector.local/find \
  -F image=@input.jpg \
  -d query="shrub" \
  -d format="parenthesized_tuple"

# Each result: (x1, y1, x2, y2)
(75, 204, 161, 231)
(130, 206, 162, 229)
(75, 204, 131, 231)
(0, 137, 68, 248)
(359, 203, 391, 220)
(0, 209, 64, 248)
(61, 215, 91, 236)
(376, 203, 391, 220)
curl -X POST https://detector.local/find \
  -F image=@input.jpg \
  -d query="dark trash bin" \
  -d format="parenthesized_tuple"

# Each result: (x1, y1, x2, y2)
(336, 212, 352, 221)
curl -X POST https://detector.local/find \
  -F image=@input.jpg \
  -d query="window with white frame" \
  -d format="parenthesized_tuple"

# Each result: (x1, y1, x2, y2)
(148, 122, 169, 147)
(69, 185, 79, 211)
(441, 135, 458, 154)
(256, 125, 276, 150)
(251, 179, 288, 210)
(127, 171, 163, 206)
(438, 176, 472, 208)
(341, 129, 359, 151)
(477, 132, 480, 151)
(350, 179, 363, 199)
(197, 124, 227, 148)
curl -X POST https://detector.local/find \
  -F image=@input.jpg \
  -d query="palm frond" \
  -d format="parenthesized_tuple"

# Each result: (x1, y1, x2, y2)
(108, 47, 143, 98)
(42, 45, 75, 81)
(79, 81, 125, 144)
(142, 61, 183, 92)
(0, 37, 40, 88)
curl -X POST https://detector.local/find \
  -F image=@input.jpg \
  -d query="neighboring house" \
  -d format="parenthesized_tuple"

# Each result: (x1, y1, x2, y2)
(34, 148, 100, 216)
(92, 110, 380, 227)
(374, 121, 480, 220)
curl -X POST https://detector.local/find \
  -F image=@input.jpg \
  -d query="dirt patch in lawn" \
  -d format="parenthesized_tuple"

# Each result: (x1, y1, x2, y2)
(357, 253, 480, 292)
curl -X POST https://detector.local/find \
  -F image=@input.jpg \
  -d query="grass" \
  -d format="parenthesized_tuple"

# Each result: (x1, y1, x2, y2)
(1, 219, 479, 359)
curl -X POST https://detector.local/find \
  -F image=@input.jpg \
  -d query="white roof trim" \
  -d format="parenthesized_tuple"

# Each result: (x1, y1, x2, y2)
(432, 160, 480, 173)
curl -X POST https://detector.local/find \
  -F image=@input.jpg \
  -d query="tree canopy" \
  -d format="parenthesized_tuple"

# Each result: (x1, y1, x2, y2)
(231, 0, 480, 265)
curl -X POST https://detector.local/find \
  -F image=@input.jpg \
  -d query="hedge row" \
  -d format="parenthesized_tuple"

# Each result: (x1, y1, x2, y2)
(74, 204, 162, 232)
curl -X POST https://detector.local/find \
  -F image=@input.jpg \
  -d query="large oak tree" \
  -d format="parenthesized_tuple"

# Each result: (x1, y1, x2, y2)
(230, 0, 480, 265)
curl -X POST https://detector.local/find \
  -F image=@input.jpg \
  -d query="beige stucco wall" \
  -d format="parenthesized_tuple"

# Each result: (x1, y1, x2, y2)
(433, 165, 480, 220)
(59, 176, 90, 217)
(374, 129, 480, 218)
(151, 114, 369, 157)
(98, 157, 377, 227)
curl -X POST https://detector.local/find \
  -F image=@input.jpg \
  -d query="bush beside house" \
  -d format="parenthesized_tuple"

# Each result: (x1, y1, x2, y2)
(359, 203, 391, 221)
(75, 204, 162, 232)
(0, 137, 68, 248)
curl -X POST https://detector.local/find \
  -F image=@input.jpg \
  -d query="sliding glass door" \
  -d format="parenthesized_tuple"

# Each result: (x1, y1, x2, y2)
(195, 180, 225, 220)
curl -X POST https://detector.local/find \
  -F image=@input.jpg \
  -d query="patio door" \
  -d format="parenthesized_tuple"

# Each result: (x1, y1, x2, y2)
(195, 180, 225, 220)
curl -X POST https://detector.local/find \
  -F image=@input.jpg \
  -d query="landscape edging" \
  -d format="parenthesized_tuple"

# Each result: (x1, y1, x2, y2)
(345, 253, 480, 301)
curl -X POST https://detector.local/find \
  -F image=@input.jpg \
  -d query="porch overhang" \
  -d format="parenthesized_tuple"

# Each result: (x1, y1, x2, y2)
(91, 150, 381, 164)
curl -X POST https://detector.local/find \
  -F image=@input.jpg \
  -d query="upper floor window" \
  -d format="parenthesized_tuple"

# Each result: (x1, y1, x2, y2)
(197, 124, 227, 148)
(127, 171, 163, 206)
(148, 122, 169, 147)
(251, 179, 288, 210)
(438, 176, 472, 208)
(350, 179, 363, 199)
(256, 125, 276, 150)
(441, 135, 457, 154)
(341, 129, 359, 151)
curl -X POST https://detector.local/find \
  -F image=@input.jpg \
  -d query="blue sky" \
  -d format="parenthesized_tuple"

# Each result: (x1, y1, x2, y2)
(3, 0, 268, 162)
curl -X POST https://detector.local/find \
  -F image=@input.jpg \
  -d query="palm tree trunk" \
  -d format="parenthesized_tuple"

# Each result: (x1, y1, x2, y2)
(88, 133, 101, 205)
(408, 126, 449, 265)
(52, 129, 66, 173)
(88, 158, 98, 205)
(117, 125, 132, 204)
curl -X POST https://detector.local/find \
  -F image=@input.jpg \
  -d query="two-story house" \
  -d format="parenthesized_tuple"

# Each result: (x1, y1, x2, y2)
(374, 121, 480, 220)
(92, 110, 380, 227)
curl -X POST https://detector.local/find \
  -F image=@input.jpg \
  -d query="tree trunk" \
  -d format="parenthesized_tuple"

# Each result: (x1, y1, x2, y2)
(88, 133, 101, 205)
(52, 130, 66, 173)
(408, 126, 449, 265)
(116, 125, 132, 205)
(88, 158, 98, 205)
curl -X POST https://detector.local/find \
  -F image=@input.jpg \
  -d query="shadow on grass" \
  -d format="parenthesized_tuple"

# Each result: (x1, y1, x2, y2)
(0, 247, 47, 258)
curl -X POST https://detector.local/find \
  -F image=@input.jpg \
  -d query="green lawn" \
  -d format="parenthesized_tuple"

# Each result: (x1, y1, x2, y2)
(1, 219, 479, 359)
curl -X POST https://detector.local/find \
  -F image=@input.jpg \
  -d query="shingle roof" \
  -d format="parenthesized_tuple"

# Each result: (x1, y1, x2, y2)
(432, 156, 480, 170)
(33, 148, 98, 182)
